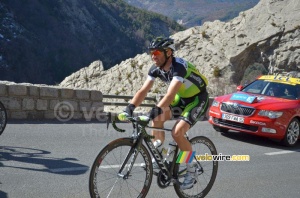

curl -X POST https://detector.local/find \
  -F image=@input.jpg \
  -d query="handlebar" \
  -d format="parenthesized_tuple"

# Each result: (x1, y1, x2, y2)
(106, 112, 154, 139)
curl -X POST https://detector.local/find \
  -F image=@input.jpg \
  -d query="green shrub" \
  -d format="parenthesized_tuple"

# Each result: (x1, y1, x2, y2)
(213, 66, 221, 77)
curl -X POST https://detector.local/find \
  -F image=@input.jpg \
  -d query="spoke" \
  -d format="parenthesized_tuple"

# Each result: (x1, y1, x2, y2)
(287, 124, 298, 144)
(106, 178, 120, 198)
(90, 140, 151, 198)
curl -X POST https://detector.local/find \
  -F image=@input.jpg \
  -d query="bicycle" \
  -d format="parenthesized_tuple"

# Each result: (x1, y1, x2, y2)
(89, 113, 218, 198)
(0, 101, 7, 136)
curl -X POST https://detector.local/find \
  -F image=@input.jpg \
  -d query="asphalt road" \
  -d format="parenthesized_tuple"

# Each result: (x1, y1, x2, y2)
(1, 120, 300, 198)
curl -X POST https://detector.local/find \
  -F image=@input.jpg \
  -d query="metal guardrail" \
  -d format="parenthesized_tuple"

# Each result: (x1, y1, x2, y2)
(102, 95, 214, 120)
(102, 95, 156, 107)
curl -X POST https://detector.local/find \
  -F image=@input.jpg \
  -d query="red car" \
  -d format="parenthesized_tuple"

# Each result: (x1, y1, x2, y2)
(209, 74, 300, 147)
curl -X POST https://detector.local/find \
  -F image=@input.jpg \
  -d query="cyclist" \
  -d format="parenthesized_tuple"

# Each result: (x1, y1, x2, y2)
(122, 37, 209, 190)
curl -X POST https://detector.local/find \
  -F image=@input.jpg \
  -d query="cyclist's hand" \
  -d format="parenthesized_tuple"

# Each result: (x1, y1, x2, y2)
(137, 115, 150, 122)
(118, 112, 129, 121)
(125, 104, 135, 117)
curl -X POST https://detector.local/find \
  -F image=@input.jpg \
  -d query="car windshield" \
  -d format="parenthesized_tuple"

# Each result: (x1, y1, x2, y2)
(242, 79, 300, 100)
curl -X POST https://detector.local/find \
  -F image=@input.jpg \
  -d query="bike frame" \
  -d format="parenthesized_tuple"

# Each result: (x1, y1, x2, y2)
(115, 118, 185, 182)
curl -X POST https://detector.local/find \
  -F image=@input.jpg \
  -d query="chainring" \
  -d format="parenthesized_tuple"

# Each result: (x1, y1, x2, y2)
(157, 170, 171, 189)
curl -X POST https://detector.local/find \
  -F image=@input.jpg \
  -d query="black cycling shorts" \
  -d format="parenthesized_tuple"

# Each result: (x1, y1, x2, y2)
(170, 91, 209, 127)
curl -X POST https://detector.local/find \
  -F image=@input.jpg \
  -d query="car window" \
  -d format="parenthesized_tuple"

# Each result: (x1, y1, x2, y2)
(242, 80, 268, 94)
(294, 85, 300, 99)
(266, 83, 298, 99)
(242, 80, 299, 100)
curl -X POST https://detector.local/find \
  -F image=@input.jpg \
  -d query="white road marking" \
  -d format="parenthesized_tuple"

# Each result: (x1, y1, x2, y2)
(265, 150, 300, 155)
(99, 164, 143, 169)
(50, 167, 89, 173)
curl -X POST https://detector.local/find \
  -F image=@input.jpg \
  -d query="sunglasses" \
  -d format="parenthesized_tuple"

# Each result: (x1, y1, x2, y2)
(149, 49, 164, 56)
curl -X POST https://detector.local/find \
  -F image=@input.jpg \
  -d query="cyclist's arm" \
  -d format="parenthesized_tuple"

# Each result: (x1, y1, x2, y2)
(157, 77, 182, 108)
(131, 78, 154, 107)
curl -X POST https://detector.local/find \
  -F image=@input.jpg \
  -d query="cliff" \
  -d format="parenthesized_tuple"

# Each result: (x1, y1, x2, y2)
(60, 0, 300, 111)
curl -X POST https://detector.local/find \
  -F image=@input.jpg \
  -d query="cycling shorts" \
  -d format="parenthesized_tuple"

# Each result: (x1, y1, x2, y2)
(170, 91, 209, 127)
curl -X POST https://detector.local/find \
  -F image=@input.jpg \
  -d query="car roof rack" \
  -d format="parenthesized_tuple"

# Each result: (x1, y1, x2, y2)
(274, 71, 300, 78)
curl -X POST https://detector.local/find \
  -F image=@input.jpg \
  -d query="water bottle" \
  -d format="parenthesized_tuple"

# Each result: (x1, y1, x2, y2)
(165, 140, 177, 163)
(153, 140, 167, 158)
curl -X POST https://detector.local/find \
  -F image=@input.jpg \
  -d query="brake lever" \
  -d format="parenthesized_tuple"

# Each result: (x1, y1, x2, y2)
(106, 112, 111, 129)
(106, 112, 126, 132)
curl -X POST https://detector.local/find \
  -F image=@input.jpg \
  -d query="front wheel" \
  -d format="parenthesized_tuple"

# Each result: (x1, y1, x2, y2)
(174, 136, 218, 198)
(0, 101, 7, 136)
(89, 138, 153, 198)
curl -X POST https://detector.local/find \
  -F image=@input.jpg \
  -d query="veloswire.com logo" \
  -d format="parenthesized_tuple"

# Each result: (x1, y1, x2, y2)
(176, 151, 250, 163)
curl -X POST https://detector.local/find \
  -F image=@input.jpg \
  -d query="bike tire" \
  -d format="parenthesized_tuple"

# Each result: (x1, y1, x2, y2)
(173, 136, 218, 198)
(89, 138, 153, 198)
(0, 101, 7, 136)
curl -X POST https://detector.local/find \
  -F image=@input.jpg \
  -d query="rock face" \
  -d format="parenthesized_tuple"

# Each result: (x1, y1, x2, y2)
(124, 0, 260, 27)
(60, 0, 300, 99)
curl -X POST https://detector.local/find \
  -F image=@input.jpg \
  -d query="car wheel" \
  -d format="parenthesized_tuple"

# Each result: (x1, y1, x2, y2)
(281, 118, 300, 147)
(213, 125, 229, 133)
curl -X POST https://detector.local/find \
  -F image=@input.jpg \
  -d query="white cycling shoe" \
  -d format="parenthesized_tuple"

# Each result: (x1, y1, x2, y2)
(180, 171, 196, 190)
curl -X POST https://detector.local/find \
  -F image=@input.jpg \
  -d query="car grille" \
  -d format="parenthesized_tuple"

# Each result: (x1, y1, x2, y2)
(221, 103, 255, 116)
(213, 118, 258, 132)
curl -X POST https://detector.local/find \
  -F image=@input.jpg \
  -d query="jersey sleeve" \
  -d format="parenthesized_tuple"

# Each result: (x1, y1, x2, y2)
(147, 75, 155, 81)
(172, 76, 184, 82)
(148, 65, 158, 77)
(173, 58, 187, 79)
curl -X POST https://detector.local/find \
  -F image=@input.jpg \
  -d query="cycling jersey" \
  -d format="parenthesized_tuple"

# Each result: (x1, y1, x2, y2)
(148, 57, 208, 98)
(147, 57, 209, 126)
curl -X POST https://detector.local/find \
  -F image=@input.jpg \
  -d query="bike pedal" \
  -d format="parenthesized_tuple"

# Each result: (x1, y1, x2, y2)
(153, 171, 159, 176)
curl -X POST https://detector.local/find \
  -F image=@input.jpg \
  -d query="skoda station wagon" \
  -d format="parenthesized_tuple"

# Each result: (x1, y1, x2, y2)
(209, 73, 300, 147)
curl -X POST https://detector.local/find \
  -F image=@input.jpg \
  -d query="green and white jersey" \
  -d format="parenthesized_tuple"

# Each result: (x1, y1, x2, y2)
(148, 57, 208, 98)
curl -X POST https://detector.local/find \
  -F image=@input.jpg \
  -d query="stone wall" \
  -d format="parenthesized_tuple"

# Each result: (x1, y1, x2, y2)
(0, 81, 104, 121)
(0, 81, 213, 121)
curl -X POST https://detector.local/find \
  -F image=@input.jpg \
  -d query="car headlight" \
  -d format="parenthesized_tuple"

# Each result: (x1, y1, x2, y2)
(211, 100, 220, 107)
(258, 110, 283, 118)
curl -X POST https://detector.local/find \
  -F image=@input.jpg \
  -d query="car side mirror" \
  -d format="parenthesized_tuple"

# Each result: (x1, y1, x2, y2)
(237, 85, 243, 91)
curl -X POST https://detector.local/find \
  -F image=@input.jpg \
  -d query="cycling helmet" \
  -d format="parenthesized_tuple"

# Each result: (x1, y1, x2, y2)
(148, 37, 175, 51)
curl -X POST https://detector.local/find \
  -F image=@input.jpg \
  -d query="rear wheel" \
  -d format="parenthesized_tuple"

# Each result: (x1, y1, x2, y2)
(0, 101, 7, 136)
(89, 138, 153, 198)
(173, 136, 218, 198)
(281, 118, 299, 147)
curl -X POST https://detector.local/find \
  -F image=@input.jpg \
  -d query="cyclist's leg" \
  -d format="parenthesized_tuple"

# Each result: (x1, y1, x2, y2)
(174, 136, 218, 197)
(172, 91, 209, 151)
(172, 92, 210, 190)
(148, 107, 172, 168)
(172, 120, 192, 151)
(151, 106, 172, 143)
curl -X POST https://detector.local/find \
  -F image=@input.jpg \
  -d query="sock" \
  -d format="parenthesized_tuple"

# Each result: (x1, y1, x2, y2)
(186, 162, 195, 173)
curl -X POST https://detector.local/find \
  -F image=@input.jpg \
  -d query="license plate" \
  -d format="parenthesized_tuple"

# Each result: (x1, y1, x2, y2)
(222, 113, 244, 123)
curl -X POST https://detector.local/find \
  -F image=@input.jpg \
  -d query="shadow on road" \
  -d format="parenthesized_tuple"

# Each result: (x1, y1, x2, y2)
(218, 131, 300, 150)
(0, 146, 89, 175)
(0, 190, 8, 198)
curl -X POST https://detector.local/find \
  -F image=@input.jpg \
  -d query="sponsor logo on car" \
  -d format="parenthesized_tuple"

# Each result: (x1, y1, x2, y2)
(230, 93, 257, 103)
(250, 120, 266, 126)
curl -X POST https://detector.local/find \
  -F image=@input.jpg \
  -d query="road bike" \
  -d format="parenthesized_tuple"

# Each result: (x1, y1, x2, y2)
(89, 113, 218, 198)
(0, 101, 7, 135)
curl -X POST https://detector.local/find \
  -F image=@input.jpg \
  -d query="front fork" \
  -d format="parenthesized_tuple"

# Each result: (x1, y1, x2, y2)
(117, 136, 143, 179)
